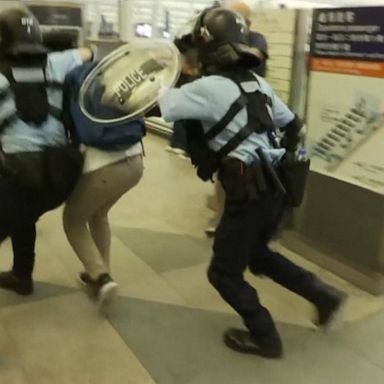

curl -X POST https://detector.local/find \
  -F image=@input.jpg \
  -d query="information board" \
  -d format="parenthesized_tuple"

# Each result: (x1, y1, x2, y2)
(307, 7, 384, 194)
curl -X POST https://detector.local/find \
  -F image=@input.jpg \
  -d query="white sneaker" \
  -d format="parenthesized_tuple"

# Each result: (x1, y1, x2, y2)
(97, 279, 118, 315)
(79, 273, 118, 314)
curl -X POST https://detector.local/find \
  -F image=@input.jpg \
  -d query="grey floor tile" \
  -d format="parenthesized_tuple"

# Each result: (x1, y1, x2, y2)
(280, 326, 384, 384)
(1, 293, 156, 384)
(113, 227, 211, 274)
(329, 309, 384, 370)
(109, 296, 384, 384)
(0, 282, 77, 310)
(0, 320, 30, 384)
(108, 296, 241, 384)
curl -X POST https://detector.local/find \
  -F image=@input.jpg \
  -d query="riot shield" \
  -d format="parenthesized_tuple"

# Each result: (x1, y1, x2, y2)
(79, 38, 181, 124)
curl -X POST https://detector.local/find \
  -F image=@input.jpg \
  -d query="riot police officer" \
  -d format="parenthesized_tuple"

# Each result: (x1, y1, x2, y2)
(0, 8, 92, 295)
(159, 7, 347, 359)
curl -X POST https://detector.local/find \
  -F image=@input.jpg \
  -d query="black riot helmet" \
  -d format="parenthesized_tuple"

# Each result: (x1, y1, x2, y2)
(0, 8, 47, 58)
(192, 7, 260, 73)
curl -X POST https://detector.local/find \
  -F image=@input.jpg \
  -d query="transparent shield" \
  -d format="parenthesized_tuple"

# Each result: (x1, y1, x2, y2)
(80, 39, 181, 124)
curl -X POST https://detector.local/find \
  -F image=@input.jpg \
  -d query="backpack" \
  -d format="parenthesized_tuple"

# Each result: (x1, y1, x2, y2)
(63, 61, 146, 151)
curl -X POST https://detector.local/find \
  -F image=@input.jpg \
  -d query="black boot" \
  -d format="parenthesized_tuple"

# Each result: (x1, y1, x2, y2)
(311, 280, 348, 330)
(0, 271, 34, 295)
(224, 328, 283, 359)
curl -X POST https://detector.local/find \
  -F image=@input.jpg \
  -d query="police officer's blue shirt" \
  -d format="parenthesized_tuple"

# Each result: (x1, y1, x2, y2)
(159, 73, 295, 165)
(0, 49, 82, 153)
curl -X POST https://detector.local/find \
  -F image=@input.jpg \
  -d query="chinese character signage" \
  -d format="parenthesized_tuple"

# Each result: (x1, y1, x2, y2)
(307, 7, 384, 194)
(310, 7, 384, 78)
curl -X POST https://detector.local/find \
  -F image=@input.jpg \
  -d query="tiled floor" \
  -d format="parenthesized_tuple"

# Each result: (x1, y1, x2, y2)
(1, 134, 384, 384)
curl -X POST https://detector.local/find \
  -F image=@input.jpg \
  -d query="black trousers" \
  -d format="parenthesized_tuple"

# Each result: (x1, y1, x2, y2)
(0, 147, 82, 279)
(0, 177, 64, 279)
(170, 121, 188, 152)
(208, 188, 321, 339)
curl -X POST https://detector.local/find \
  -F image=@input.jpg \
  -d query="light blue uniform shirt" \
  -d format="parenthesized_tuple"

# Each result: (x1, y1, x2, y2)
(0, 49, 82, 153)
(159, 73, 295, 165)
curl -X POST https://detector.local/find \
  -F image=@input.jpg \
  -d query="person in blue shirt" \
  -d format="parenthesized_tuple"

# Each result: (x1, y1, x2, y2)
(0, 8, 93, 295)
(160, 7, 347, 359)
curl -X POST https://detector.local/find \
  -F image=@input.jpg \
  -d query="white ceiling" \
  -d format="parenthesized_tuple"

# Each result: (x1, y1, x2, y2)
(267, 0, 384, 5)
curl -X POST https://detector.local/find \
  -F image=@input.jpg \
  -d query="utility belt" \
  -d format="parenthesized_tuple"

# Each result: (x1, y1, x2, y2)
(0, 146, 83, 199)
(218, 150, 310, 207)
(218, 157, 279, 205)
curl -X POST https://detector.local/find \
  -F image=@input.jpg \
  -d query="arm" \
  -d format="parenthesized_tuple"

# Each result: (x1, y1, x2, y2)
(47, 47, 94, 82)
(159, 78, 215, 123)
(280, 115, 304, 152)
(0, 75, 17, 130)
(270, 91, 303, 152)
(78, 47, 94, 63)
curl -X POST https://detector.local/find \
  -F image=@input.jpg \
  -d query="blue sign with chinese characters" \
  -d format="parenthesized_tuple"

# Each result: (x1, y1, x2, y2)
(311, 7, 384, 61)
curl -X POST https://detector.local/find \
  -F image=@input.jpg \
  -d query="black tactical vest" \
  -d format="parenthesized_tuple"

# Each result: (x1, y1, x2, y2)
(184, 70, 277, 181)
(0, 54, 62, 132)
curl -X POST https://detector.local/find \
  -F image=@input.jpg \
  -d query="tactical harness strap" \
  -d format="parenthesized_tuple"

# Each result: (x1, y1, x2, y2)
(0, 114, 18, 132)
(204, 77, 276, 161)
(205, 93, 248, 141)
(0, 65, 64, 132)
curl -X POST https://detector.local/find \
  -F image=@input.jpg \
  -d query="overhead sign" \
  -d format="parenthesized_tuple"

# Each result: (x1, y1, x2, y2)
(310, 7, 384, 78)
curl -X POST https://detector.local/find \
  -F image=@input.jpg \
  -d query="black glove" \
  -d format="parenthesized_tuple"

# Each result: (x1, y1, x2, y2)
(280, 115, 303, 153)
